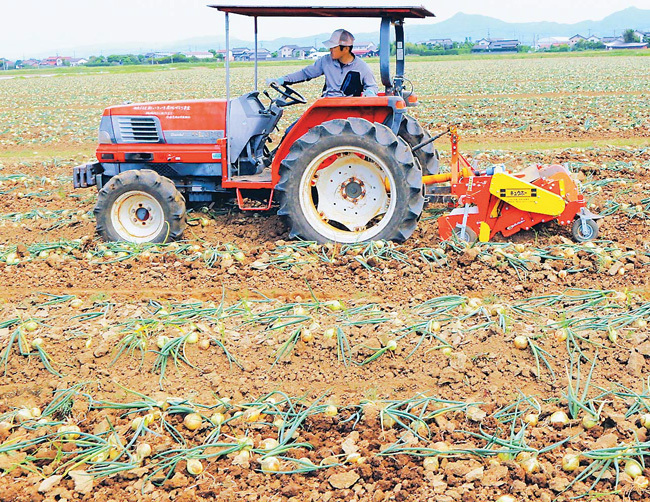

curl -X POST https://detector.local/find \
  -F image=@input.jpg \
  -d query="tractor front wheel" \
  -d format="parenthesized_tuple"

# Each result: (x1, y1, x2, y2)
(571, 218, 598, 242)
(277, 118, 424, 243)
(94, 169, 186, 243)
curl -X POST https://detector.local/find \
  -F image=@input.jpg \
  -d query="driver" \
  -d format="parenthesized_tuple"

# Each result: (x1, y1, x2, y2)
(266, 29, 378, 97)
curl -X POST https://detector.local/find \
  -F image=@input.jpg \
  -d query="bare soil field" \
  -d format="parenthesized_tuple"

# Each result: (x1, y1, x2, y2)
(0, 56, 649, 502)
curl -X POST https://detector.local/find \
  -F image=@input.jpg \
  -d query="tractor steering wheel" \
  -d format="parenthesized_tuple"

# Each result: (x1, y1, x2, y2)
(270, 81, 307, 106)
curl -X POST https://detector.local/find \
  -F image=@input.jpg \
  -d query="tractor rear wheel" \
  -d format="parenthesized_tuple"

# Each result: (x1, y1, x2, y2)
(94, 169, 186, 243)
(398, 114, 440, 176)
(277, 118, 424, 243)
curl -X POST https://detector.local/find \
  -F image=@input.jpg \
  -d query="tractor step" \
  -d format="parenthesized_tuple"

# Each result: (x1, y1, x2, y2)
(229, 168, 272, 183)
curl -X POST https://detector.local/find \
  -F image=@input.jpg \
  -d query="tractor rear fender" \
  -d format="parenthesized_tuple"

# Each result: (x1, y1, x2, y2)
(271, 96, 406, 182)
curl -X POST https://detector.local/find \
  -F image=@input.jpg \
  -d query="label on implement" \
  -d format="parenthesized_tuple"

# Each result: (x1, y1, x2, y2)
(489, 172, 565, 216)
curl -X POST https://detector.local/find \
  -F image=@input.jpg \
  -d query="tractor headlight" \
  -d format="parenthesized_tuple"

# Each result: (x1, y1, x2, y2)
(98, 116, 115, 144)
(98, 130, 112, 144)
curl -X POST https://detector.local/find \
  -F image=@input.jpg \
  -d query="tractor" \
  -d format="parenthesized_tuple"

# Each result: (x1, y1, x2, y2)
(73, 5, 439, 244)
(72, 5, 600, 245)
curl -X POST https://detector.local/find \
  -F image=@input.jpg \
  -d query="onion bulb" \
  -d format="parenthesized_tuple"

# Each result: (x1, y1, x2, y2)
(550, 411, 569, 428)
(211, 413, 226, 426)
(640, 414, 650, 429)
(273, 417, 284, 429)
(70, 299, 83, 309)
(582, 414, 598, 429)
(237, 436, 254, 450)
(625, 459, 643, 479)
(423, 456, 439, 471)
(323, 300, 344, 311)
(183, 413, 203, 431)
(513, 336, 528, 350)
(243, 407, 262, 423)
(324, 405, 338, 417)
(520, 456, 540, 474)
(198, 339, 210, 350)
(323, 327, 336, 340)
(186, 458, 203, 475)
(23, 320, 38, 332)
(260, 438, 279, 450)
(428, 320, 441, 332)
(57, 424, 81, 440)
(346, 452, 363, 464)
(524, 413, 539, 427)
(300, 328, 313, 343)
(293, 305, 308, 316)
(186, 331, 199, 344)
(260, 456, 281, 473)
(15, 408, 33, 422)
(562, 453, 580, 472)
(136, 443, 152, 460)
(554, 329, 568, 342)
(381, 410, 396, 428)
(386, 340, 397, 351)
(634, 475, 649, 490)
(156, 335, 170, 349)
(495, 496, 516, 502)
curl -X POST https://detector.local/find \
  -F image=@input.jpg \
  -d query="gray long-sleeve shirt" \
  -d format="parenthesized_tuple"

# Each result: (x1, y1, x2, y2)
(282, 54, 378, 97)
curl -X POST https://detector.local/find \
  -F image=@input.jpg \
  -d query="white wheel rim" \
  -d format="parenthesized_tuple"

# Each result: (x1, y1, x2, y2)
(299, 146, 396, 243)
(111, 191, 165, 243)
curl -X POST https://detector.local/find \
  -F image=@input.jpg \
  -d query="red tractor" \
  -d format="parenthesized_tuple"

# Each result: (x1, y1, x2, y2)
(73, 5, 439, 244)
(73, 5, 600, 245)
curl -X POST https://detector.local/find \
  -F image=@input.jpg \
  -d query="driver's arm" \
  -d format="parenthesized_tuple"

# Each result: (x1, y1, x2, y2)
(282, 57, 325, 85)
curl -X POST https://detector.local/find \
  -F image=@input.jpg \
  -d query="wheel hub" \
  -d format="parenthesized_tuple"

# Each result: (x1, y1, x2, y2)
(341, 178, 365, 201)
(135, 207, 151, 222)
(311, 154, 390, 232)
(111, 191, 165, 243)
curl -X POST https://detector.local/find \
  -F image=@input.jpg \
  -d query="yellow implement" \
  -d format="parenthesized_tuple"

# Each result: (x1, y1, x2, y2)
(488, 172, 566, 216)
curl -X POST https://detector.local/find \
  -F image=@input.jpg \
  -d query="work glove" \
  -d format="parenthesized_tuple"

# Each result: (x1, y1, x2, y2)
(265, 76, 285, 86)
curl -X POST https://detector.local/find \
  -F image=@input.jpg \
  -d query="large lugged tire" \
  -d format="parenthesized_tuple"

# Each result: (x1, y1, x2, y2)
(276, 118, 424, 244)
(398, 114, 440, 176)
(94, 169, 186, 243)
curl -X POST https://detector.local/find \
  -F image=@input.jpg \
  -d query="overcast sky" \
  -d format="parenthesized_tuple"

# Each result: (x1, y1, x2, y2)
(1, 0, 647, 59)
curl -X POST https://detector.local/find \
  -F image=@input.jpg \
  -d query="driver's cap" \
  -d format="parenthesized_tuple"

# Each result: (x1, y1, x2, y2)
(322, 29, 355, 49)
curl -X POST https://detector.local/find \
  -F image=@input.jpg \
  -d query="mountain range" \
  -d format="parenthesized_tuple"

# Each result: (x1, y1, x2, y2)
(29, 7, 650, 58)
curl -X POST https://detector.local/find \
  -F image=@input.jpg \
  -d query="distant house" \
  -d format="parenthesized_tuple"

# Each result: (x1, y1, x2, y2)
(229, 47, 271, 61)
(0, 59, 15, 70)
(604, 39, 648, 50)
(601, 36, 623, 44)
(421, 38, 453, 49)
(569, 34, 587, 46)
(292, 46, 316, 59)
(278, 45, 299, 58)
(355, 41, 377, 52)
(535, 37, 571, 49)
(473, 38, 519, 52)
(634, 30, 650, 42)
(587, 35, 601, 43)
(19, 59, 40, 68)
(69, 58, 88, 67)
(182, 51, 214, 59)
(42, 56, 71, 67)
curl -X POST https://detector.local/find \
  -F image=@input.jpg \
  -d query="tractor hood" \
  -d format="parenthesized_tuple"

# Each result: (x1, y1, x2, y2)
(103, 99, 227, 144)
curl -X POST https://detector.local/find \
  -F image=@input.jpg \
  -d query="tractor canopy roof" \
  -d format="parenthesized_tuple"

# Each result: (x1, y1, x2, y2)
(208, 5, 434, 19)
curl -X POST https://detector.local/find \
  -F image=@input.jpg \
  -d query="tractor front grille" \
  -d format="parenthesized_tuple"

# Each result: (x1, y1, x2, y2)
(116, 117, 162, 143)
